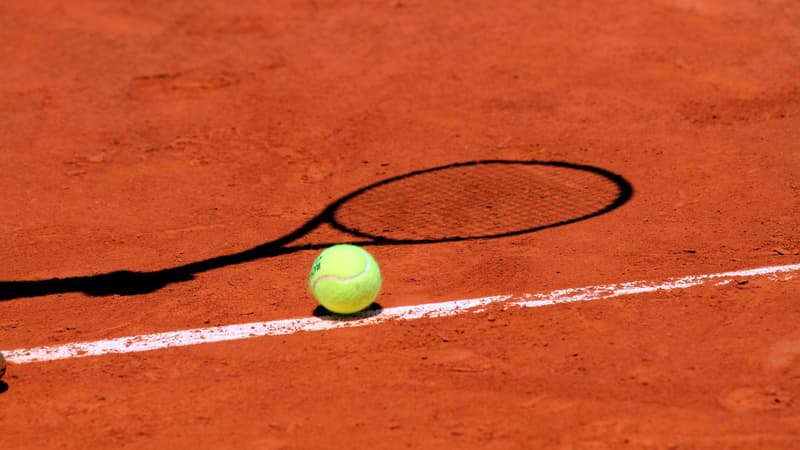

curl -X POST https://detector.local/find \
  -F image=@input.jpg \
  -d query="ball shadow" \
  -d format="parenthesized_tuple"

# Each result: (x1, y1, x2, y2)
(312, 302, 384, 321)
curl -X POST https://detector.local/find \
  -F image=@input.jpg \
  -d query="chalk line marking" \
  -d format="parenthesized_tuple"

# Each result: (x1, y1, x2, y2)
(3, 263, 798, 365)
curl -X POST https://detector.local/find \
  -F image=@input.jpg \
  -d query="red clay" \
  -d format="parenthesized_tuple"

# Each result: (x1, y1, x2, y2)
(1, 0, 799, 448)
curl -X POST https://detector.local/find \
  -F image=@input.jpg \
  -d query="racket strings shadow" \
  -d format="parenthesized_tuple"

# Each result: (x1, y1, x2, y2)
(0, 160, 633, 301)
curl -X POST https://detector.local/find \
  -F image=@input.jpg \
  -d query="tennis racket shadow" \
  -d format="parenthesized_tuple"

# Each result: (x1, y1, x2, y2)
(0, 159, 633, 302)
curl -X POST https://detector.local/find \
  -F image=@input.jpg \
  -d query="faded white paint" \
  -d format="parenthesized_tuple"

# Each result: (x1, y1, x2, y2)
(3, 263, 798, 365)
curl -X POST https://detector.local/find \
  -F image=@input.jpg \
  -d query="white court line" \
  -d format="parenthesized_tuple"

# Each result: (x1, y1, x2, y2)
(3, 263, 799, 365)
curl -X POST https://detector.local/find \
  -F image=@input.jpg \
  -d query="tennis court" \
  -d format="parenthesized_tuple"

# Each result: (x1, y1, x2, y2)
(1, 1, 799, 448)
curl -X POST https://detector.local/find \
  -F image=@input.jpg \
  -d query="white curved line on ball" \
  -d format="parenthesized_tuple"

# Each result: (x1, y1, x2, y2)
(310, 251, 371, 291)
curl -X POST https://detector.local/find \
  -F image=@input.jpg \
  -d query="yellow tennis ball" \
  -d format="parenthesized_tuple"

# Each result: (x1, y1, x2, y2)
(309, 244, 382, 314)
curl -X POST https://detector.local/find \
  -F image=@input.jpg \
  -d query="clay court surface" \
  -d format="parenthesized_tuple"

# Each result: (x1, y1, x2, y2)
(1, 0, 799, 448)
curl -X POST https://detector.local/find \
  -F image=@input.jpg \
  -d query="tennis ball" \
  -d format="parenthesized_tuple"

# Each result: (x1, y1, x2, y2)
(309, 244, 382, 315)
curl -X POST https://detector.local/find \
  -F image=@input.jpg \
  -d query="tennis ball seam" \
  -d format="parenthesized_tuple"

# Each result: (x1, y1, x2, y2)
(310, 250, 372, 292)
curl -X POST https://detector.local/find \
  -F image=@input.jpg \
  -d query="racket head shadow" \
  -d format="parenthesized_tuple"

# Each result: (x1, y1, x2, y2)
(326, 160, 632, 244)
(0, 159, 632, 301)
